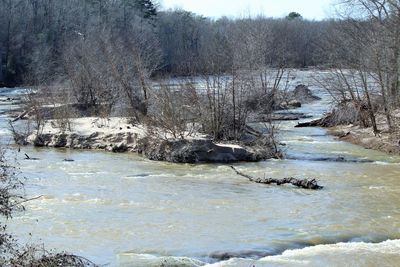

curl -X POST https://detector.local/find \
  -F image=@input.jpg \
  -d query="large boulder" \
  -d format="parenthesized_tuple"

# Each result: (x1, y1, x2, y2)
(138, 137, 277, 163)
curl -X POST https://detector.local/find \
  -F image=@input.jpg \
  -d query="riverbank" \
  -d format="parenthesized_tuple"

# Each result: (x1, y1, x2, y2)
(329, 124, 400, 155)
(318, 110, 400, 155)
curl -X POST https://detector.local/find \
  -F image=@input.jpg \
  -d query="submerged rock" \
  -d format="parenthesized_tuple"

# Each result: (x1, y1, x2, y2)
(210, 250, 272, 261)
(286, 154, 374, 163)
(119, 254, 204, 267)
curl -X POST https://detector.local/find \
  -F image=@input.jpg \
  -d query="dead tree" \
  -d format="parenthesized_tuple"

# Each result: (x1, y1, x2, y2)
(230, 166, 323, 190)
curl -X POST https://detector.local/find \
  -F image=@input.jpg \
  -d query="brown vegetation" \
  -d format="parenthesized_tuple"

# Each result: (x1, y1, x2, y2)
(314, 1, 400, 135)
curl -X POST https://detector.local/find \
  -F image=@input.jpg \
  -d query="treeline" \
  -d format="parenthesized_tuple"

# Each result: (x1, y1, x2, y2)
(316, 0, 400, 134)
(2, 0, 399, 137)
(0, 0, 335, 87)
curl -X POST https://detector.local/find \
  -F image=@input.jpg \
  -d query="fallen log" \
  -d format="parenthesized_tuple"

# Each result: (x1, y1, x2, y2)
(295, 111, 337, 128)
(230, 166, 323, 190)
(295, 110, 352, 128)
(12, 109, 31, 122)
(295, 118, 323, 127)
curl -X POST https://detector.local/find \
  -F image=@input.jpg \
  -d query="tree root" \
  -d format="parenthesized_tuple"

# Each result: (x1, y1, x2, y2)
(230, 166, 323, 190)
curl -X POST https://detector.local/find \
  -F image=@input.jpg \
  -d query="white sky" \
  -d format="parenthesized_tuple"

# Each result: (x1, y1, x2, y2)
(160, 0, 334, 20)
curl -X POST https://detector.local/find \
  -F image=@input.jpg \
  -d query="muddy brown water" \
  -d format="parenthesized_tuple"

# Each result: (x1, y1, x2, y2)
(1, 76, 400, 266)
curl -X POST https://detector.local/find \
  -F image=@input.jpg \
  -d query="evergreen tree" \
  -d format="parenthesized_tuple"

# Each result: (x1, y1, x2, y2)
(134, 0, 157, 19)
(286, 12, 302, 20)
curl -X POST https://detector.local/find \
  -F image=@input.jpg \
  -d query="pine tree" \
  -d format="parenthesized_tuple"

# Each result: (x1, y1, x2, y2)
(286, 12, 302, 20)
(134, 0, 157, 19)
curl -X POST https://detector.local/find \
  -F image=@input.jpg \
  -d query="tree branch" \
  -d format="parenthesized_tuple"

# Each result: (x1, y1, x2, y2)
(230, 166, 323, 190)
(11, 195, 43, 208)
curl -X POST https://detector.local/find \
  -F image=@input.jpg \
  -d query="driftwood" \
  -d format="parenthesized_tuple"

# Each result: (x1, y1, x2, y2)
(295, 109, 353, 128)
(295, 116, 333, 128)
(24, 153, 40, 160)
(295, 112, 338, 128)
(295, 119, 323, 127)
(230, 166, 323, 190)
(12, 109, 31, 122)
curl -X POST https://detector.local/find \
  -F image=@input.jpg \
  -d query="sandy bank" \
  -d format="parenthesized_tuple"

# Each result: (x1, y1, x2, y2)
(23, 117, 278, 163)
(329, 125, 400, 155)
(328, 111, 400, 155)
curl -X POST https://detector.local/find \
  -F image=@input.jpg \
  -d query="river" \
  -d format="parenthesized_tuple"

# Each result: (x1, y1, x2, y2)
(1, 71, 400, 266)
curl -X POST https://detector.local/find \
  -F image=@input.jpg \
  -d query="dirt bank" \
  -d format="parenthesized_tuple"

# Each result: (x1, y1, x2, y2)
(329, 124, 400, 155)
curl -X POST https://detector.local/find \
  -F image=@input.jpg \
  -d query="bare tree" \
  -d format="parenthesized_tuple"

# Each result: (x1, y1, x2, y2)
(320, 0, 400, 133)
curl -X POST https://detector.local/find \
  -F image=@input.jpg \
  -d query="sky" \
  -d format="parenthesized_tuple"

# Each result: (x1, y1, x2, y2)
(160, 0, 334, 20)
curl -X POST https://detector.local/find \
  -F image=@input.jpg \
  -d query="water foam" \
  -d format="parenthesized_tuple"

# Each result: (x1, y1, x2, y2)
(206, 240, 400, 267)
(118, 253, 204, 267)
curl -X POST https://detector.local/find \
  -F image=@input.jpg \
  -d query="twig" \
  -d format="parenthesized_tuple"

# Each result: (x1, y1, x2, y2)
(230, 166, 323, 190)
(11, 195, 43, 208)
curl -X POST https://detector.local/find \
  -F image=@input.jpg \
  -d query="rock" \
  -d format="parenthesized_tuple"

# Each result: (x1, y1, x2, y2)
(127, 256, 204, 267)
(53, 134, 68, 147)
(33, 134, 52, 147)
(286, 154, 373, 163)
(112, 142, 128, 153)
(23, 126, 276, 163)
(138, 138, 277, 163)
(292, 84, 321, 103)
(210, 250, 271, 261)
(338, 131, 351, 138)
(278, 99, 302, 110)
(288, 99, 302, 107)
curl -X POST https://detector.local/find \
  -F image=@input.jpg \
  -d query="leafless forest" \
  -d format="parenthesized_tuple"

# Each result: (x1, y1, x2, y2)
(1, 0, 399, 139)
(1, 0, 400, 265)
